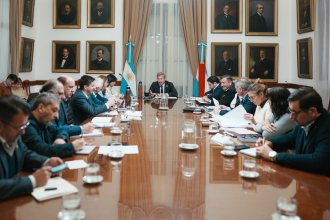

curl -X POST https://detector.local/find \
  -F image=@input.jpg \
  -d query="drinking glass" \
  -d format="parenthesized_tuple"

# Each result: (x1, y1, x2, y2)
(181, 153, 198, 179)
(209, 122, 220, 131)
(182, 120, 196, 147)
(243, 159, 257, 175)
(58, 193, 85, 220)
(159, 93, 168, 109)
(84, 163, 100, 183)
(275, 197, 298, 219)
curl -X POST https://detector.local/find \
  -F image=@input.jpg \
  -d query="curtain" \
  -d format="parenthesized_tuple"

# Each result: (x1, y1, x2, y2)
(316, 0, 330, 108)
(123, 0, 153, 69)
(178, 0, 207, 77)
(9, 0, 23, 75)
(137, 0, 193, 96)
(0, 0, 10, 81)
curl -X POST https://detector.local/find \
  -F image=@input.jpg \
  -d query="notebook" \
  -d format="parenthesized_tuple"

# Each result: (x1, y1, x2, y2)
(240, 148, 257, 157)
(31, 177, 78, 202)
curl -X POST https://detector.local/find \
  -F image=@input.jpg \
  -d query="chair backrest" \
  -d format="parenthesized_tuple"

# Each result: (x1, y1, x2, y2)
(22, 80, 31, 96)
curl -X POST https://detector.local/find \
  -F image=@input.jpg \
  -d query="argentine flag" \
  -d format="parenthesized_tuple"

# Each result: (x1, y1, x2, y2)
(120, 41, 136, 96)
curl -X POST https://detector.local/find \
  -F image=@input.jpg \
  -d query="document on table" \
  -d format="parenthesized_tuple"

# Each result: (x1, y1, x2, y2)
(240, 148, 257, 157)
(224, 128, 258, 135)
(98, 110, 118, 116)
(91, 117, 112, 123)
(210, 133, 234, 145)
(98, 145, 139, 155)
(65, 160, 88, 169)
(71, 129, 103, 138)
(75, 145, 96, 154)
(31, 177, 78, 202)
(219, 105, 250, 128)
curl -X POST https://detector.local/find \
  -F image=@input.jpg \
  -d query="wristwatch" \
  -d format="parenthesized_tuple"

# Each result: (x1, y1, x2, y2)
(269, 151, 277, 162)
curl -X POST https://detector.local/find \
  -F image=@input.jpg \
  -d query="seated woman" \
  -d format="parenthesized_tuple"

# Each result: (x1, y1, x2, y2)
(244, 82, 272, 132)
(11, 78, 28, 100)
(105, 74, 121, 98)
(261, 87, 296, 139)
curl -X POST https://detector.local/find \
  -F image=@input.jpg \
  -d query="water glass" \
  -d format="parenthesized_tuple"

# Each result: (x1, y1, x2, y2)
(243, 158, 257, 174)
(182, 120, 196, 146)
(59, 193, 84, 220)
(181, 153, 198, 178)
(276, 197, 298, 218)
(159, 93, 168, 109)
(209, 122, 219, 131)
(84, 163, 100, 182)
(200, 113, 209, 122)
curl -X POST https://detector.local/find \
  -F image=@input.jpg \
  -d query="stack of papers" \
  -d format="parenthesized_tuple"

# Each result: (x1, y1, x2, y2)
(122, 111, 142, 121)
(224, 128, 258, 135)
(31, 177, 78, 202)
(211, 133, 234, 145)
(98, 145, 139, 155)
(75, 145, 96, 155)
(91, 117, 114, 127)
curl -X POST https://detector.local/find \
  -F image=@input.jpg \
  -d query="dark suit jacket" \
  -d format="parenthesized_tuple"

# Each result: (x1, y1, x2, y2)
(218, 86, 236, 106)
(56, 56, 75, 69)
(149, 81, 178, 97)
(250, 58, 274, 79)
(214, 14, 237, 29)
(91, 8, 110, 24)
(91, 59, 110, 70)
(205, 85, 223, 104)
(70, 89, 108, 124)
(22, 115, 75, 158)
(249, 13, 268, 32)
(215, 59, 236, 77)
(220, 94, 256, 115)
(0, 138, 48, 201)
(270, 110, 330, 177)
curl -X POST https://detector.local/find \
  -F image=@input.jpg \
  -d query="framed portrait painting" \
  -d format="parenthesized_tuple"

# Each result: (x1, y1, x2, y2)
(87, 0, 115, 28)
(53, 0, 81, 28)
(86, 41, 115, 74)
(246, 43, 279, 82)
(20, 38, 34, 72)
(22, 0, 35, 27)
(52, 41, 80, 73)
(297, 0, 314, 34)
(246, 0, 278, 36)
(297, 38, 313, 79)
(211, 42, 242, 78)
(211, 0, 242, 33)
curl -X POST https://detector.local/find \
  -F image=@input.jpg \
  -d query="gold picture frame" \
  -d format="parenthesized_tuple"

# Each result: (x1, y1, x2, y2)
(211, 42, 242, 79)
(53, 0, 81, 29)
(211, 0, 242, 33)
(297, 38, 313, 79)
(297, 0, 314, 34)
(87, 0, 115, 28)
(245, 0, 278, 36)
(20, 37, 34, 72)
(52, 41, 80, 73)
(86, 41, 115, 74)
(22, 0, 35, 27)
(246, 43, 279, 82)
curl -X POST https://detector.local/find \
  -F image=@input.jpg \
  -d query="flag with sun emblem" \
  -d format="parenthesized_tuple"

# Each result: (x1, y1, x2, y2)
(120, 40, 136, 96)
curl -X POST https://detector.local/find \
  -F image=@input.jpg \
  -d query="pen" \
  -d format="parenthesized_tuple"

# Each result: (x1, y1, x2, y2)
(44, 187, 57, 191)
(262, 137, 265, 145)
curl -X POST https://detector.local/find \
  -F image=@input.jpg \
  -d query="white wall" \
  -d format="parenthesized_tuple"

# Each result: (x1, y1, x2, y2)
(20, 0, 123, 82)
(20, 0, 316, 87)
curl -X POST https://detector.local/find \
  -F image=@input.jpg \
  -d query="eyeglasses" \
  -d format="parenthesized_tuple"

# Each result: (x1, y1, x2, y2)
(288, 108, 303, 116)
(248, 95, 257, 101)
(6, 121, 30, 132)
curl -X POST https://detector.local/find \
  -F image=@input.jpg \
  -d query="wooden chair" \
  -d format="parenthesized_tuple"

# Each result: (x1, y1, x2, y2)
(22, 80, 31, 96)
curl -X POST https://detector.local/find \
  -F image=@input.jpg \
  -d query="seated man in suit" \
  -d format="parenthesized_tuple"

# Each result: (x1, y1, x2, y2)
(71, 75, 115, 124)
(0, 96, 62, 201)
(202, 76, 223, 104)
(149, 72, 178, 97)
(256, 88, 330, 177)
(213, 79, 256, 115)
(218, 75, 236, 106)
(22, 93, 85, 158)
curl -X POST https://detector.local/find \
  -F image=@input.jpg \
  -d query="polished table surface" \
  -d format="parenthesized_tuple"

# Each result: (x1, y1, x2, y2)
(1, 99, 330, 220)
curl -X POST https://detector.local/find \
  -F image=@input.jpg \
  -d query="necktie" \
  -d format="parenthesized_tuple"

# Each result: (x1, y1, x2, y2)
(160, 86, 163, 93)
(235, 96, 241, 107)
(64, 100, 74, 124)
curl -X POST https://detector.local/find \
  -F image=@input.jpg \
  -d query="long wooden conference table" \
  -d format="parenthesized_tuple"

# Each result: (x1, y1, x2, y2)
(1, 99, 330, 220)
